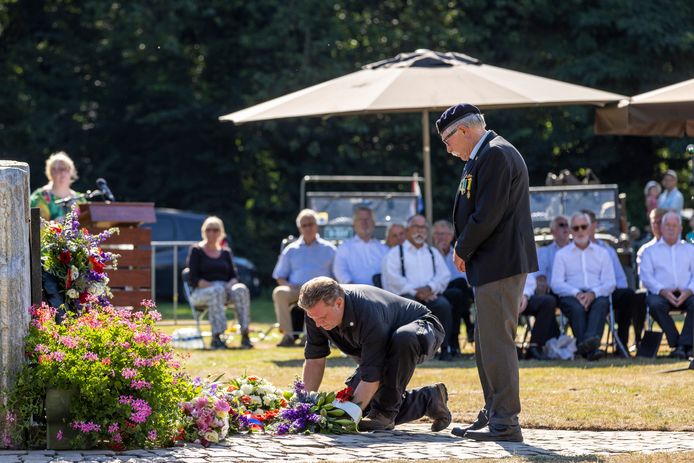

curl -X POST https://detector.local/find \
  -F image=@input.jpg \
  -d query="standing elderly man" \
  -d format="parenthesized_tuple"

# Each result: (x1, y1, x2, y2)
(333, 205, 388, 285)
(382, 214, 453, 360)
(551, 212, 616, 361)
(437, 104, 537, 442)
(639, 211, 694, 359)
(272, 209, 336, 347)
(300, 277, 452, 432)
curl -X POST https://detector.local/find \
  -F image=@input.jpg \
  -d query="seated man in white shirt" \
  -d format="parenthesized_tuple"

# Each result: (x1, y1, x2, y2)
(333, 205, 388, 285)
(520, 271, 560, 360)
(382, 214, 454, 360)
(582, 209, 638, 352)
(638, 211, 694, 359)
(551, 212, 616, 361)
(433, 219, 475, 353)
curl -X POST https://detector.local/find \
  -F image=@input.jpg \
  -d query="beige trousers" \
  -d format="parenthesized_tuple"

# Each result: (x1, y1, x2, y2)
(272, 285, 301, 333)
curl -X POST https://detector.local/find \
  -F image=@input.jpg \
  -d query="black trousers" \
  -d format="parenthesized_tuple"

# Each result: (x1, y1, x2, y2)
(646, 293, 694, 348)
(346, 315, 445, 423)
(524, 294, 560, 346)
(559, 296, 609, 344)
(404, 294, 453, 353)
(612, 287, 639, 347)
(444, 278, 474, 351)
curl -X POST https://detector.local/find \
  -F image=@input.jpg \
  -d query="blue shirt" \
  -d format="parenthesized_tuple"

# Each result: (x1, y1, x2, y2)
(272, 235, 336, 285)
(442, 248, 467, 282)
(468, 130, 491, 161)
(595, 240, 628, 289)
(657, 188, 684, 213)
(537, 242, 563, 282)
(333, 236, 388, 285)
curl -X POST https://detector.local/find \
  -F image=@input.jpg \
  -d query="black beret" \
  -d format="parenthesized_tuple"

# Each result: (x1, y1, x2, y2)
(436, 103, 481, 134)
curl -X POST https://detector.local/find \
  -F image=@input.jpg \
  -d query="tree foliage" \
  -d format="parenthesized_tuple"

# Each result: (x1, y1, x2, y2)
(1, 0, 693, 279)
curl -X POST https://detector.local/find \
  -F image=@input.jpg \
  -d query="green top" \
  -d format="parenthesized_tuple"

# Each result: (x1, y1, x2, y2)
(30, 186, 84, 221)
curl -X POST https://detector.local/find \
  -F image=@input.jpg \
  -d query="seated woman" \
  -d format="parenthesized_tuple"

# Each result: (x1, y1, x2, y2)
(30, 151, 84, 220)
(186, 216, 253, 349)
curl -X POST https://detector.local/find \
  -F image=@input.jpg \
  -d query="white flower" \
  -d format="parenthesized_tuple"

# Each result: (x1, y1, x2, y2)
(88, 283, 104, 296)
(240, 384, 254, 395)
(66, 288, 79, 299)
(68, 243, 77, 252)
(71, 265, 79, 279)
(203, 431, 219, 443)
(250, 395, 261, 405)
(263, 395, 276, 407)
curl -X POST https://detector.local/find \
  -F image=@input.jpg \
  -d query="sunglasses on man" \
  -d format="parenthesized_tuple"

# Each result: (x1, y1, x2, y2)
(571, 224, 589, 232)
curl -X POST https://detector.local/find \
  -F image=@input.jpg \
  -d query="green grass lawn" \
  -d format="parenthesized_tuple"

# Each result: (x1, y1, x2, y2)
(154, 293, 694, 432)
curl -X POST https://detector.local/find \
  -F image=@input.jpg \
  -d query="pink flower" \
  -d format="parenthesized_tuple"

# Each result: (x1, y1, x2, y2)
(108, 423, 119, 434)
(50, 351, 65, 362)
(140, 299, 155, 309)
(34, 344, 49, 353)
(83, 352, 98, 361)
(130, 380, 152, 390)
(147, 429, 157, 441)
(121, 368, 138, 379)
(59, 336, 79, 349)
(56, 430, 63, 441)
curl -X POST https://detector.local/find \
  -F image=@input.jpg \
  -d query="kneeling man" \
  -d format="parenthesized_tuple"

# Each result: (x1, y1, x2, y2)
(300, 276, 452, 432)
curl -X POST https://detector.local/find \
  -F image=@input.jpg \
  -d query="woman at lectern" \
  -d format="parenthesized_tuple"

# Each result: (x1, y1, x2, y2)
(30, 151, 83, 220)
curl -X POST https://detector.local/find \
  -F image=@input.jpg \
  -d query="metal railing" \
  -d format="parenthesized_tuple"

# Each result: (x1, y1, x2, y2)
(150, 240, 196, 324)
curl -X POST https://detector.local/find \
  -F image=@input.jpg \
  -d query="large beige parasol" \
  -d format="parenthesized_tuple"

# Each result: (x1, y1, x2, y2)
(221, 49, 625, 221)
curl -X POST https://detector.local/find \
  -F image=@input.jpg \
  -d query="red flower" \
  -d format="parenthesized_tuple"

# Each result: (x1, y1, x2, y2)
(89, 256, 105, 273)
(336, 386, 353, 403)
(59, 250, 72, 265)
(50, 224, 62, 234)
(79, 292, 89, 303)
(240, 395, 252, 406)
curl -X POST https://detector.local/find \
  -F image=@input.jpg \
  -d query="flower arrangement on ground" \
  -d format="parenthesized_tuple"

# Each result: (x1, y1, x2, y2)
(1, 300, 196, 450)
(272, 380, 358, 435)
(180, 379, 231, 446)
(224, 375, 287, 432)
(40, 203, 118, 309)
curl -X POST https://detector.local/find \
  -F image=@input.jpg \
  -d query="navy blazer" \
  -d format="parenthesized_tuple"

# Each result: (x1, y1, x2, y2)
(453, 131, 538, 287)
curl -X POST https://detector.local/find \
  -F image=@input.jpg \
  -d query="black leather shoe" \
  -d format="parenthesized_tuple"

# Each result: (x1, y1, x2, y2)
(577, 337, 600, 355)
(586, 349, 604, 361)
(426, 383, 451, 432)
(464, 425, 523, 442)
(358, 412, 394, 431)
(210, 334, 228, 350)
(240, 332, 253, 349)
(451, 409, 488, 437)
(669, 347, 688, 359)
(276, 334, 296, 347)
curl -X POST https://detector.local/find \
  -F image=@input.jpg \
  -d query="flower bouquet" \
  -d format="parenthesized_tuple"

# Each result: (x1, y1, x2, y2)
(181, 380, 231, 446)
(40, 203, 118, 311)
(272, 380, 358, 435)
(2, 300, 196, 450)
(224, 375, 287, 432)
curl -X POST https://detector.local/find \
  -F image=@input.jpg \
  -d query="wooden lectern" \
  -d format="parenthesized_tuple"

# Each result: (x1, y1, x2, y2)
(79, 202, 156, 307)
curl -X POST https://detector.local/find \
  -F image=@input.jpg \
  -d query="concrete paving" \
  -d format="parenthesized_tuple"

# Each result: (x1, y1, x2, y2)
(2, 423, 694, 462)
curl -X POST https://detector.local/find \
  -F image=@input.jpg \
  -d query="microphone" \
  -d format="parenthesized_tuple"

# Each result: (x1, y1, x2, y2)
(96, 178, 115, 202)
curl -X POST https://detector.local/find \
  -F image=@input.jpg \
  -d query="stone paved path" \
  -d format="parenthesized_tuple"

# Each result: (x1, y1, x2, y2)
(2, 424, 694, 462)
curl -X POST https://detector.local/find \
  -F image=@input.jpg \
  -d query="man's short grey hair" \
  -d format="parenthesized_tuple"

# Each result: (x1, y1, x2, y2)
(406, 214, 429, 228)
(298, 277, 345, 310)
(386, 221, 405, 233)
(550, 215, 569, 230)
(433, 219, 454, 233)
(661, 210, 681, 226)
(455, 113, 486, 131)
(353, 205, 373, 221)
(570, 212, 591, 225)
(295, 208, 318, 228)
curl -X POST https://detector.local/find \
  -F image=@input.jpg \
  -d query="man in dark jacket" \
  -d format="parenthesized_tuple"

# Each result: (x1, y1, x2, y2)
(437, 103, 537, 442)
(300, 276, 452, 432)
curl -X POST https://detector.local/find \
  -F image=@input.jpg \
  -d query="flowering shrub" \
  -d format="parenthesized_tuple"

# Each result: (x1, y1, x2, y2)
(2, 301, 196, 450)
(181, 380, 231, 446)
(40, 203, 118, 307)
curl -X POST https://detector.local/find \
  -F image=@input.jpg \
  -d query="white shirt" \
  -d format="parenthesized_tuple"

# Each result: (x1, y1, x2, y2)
(638, 238, 694, 295)
(657, 188, 684, 213)
(469, 130, 491, 161)
(333, 236, 388, 285)
(382, 240, 451, 296)
(551, 242, 616, 298)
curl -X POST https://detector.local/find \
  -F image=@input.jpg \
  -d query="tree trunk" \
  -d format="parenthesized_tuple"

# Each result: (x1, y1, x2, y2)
(0, 161, 31, 393)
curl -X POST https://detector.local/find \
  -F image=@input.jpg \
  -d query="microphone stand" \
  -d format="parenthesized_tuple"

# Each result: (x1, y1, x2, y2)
(54, 189, 110, 216)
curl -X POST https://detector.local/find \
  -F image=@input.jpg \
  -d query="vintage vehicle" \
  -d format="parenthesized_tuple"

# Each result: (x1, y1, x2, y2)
(529, 183, 635, 287)
(281, 174, 423, 250)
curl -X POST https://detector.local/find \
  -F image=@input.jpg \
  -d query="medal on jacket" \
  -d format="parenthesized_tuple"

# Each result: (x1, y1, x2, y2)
(462, 174, 473, 199)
